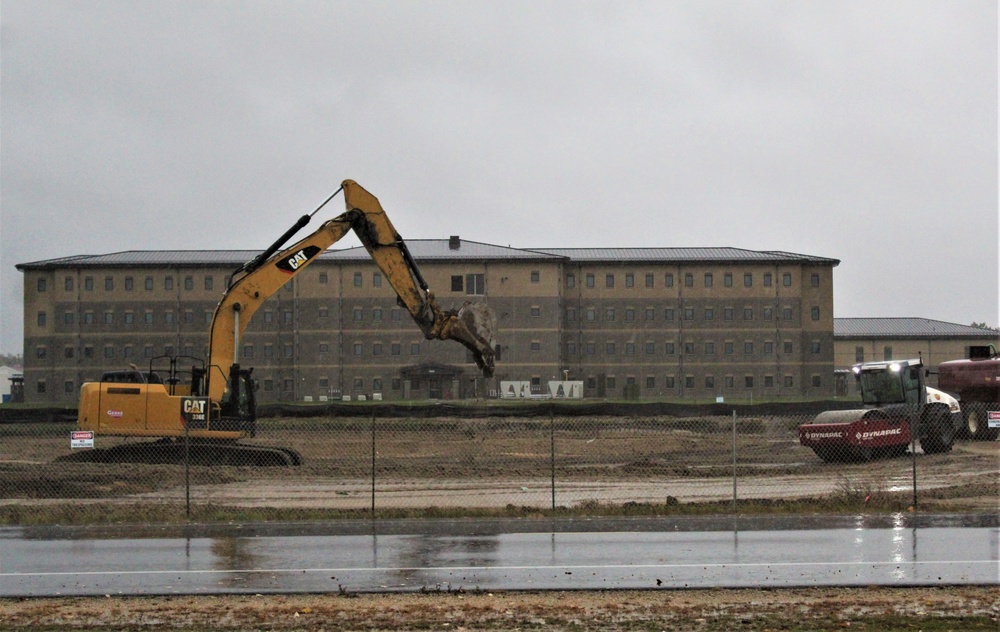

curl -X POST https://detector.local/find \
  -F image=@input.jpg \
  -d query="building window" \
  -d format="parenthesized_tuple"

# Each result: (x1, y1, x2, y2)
(165, 311, 175, 324)
(745, 376, 754, 388)
(811, 341, 821, 354)
(530, 341, 541, 351)
(724, 307, 733, 321)
(784, 375, 794, 387)
(586, 273, 595, 288)
(783, 273, 792, 287)
(645, 342, 655, 355)
(783, 341, 793, 354)
(530, 306, 541, 317)
(606, 377, 616, 390)
(684, 273, 693, 287)
(183, 276, 193, 290)
(64, 346, 74, 358)
(606, 342, 616, 355)
(567, 342, 577, 355)
(704, 308, 714, 320)
(391, 378, 402, 390)
(37, 312, 46, 327)
(725, 376, 734, 388)
(724, 273, 733, 287)
(83, 346, 94, 358)
(144, 277, 153, 291)
(646, 376, 656, 389)
(586, 342, 596, 355)
(373, 343, 383, 356)
(451, 275, 463, 292)
(764, 375, 774, 388)
(373, 272, 382, 287)
(566, 273, 575, 288)
(37, 278, 48, 292)
(606, 273, 614, 288)
(645, 307, 655, 321)
(664, 308, 675, 321)
(625, 342, 635, 355)
(764, 342, 774, 354)
(372, 308, 382, 322)
(586, 308, 596, 322)
(883, 346, 892, 360)
(264, 344, 274, 358)
(353, 308, 363, 322)
(811, 375, 822, 388)
(318, 272, 328, 285)
(744, 342, 754, 355)
(625, 273, 634, 288)
(64, 277, 73, 291)
(704, 273, 713, 287)
(665, 376, 675, 388)
(124, 276, 133, 291)
(37, 380, 46, 394)
(625, 308, 635, 322)
(531, 270, 540, 283)
(318, 343, 330, 353)
(84, 277, 94, 291)
(82, 312, 94, 325)
(684, 308, 694, 320)
(743, 307, 753, 320)
(684, 342, 695, 355)
(283, 310, 293, 324)
(705, 375, 715, 389)
(243, 345, 254, 359)
(763, 307, 773, 320)
(144, 311, 153, 324)
(566, 307, 577, 321)
(164, 277, 173, 290)
(353, 342, 363, 356)
(104, 311, 114, 324)
(811, 273, 820, 287)
(744, 273, 752, 287)
(725, 342, 734, 355)
(782, 307, 793, 320)
(605, 308, 615, 321)
(353, 272, 363, 287)
(410, 342, 421, 355)
(645, 273, 654, 288)
(205, 276, 214, 291)
(811, 306, 820, 321)
(763, 273, 772, 287)
(665, 342, 675, 355)
(685, 376, 695, 389)
(704, 342, 715, 355)
(36, 346, 47, 359)
(144, 345, 153, 358)
(64, 312, 74, 325)
(283, 344, 293, 358)
(665, 273, 674, 287)
(466, 273, 485, 295)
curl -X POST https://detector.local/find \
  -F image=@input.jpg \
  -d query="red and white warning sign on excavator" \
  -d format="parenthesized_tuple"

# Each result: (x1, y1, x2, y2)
(70, 430, 94, 449)
(988, 411, 1000, 429)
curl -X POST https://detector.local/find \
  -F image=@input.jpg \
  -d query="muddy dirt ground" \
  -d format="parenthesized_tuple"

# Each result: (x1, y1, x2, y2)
(1, 416, 997, 514)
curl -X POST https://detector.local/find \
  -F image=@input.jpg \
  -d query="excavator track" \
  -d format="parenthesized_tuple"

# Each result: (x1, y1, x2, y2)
(56, 439, 301, 467)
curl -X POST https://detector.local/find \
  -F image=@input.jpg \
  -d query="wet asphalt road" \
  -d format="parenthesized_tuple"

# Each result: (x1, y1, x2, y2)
(1, 515, 996, 596)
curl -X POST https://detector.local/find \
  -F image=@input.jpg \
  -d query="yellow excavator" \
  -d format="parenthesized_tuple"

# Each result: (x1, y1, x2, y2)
(71, 180, 496, 466)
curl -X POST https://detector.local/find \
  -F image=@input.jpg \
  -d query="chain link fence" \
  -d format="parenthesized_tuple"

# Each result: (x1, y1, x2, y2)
(1, 402, 997, 524)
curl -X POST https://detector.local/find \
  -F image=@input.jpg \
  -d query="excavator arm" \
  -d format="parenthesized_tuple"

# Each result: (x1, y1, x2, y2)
(205, 180, 496, 404)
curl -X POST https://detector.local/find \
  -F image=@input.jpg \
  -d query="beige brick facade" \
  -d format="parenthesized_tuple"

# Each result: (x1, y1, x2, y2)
(18, 244, 842, 403)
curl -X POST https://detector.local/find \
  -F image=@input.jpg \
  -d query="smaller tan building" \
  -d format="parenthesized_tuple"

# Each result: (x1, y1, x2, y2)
(833, 317, 998, 394)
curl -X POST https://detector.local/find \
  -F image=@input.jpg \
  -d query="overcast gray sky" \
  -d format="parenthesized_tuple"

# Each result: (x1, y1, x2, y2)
(1, 1, 997, 355)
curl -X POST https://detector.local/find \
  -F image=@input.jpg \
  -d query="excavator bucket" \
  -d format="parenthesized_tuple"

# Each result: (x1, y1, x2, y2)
(447, 302, 497, 378)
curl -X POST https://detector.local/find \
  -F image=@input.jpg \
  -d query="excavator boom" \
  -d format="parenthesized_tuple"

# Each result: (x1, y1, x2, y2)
(206, 180, 496, 404)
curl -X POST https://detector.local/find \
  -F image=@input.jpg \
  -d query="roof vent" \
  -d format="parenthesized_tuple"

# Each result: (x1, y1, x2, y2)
(449, 235, 461, 250)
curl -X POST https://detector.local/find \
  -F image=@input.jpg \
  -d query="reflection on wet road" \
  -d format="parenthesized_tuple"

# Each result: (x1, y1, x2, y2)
(1, 515, 996, 596)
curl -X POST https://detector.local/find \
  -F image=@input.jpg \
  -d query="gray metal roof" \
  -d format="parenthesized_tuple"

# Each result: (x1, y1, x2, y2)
(325, 239, 562, 261)
(834, 318, 999, 339)
(17, 242, 839, 269)
(533, 247, 839, 264)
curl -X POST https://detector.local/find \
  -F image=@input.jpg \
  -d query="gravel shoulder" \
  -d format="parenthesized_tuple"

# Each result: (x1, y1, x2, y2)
(2, 586, 998, 631)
